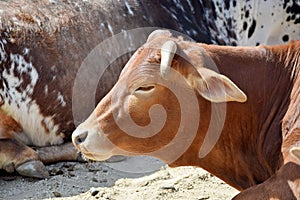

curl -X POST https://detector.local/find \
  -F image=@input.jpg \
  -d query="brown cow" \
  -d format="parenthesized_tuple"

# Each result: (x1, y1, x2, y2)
(72, 30, 300, 199)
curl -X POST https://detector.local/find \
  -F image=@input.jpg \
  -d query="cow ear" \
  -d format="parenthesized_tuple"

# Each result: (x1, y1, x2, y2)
(189, 68, 247, 103)
(290, 147, 300, 164)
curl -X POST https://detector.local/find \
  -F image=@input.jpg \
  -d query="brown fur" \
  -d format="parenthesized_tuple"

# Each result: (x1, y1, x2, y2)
(0, 109, 22, 138)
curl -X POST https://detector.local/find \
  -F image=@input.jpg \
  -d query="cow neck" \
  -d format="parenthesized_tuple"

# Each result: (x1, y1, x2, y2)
(171, 43, 297, 190)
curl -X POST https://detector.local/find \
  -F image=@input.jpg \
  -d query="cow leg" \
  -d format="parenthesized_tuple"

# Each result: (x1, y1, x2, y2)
(232, 161, 300, 199)
(0, 110, 49, 178)
(0, 138, 49, 178)
(36, 142, 124, 163)
(36, 142, 82, 164)
(233, 131, 300, 199)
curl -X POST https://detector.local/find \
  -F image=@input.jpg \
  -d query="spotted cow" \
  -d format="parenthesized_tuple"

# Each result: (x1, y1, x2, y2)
(161, 0, 299, 46)
(1, 0, 299, 178)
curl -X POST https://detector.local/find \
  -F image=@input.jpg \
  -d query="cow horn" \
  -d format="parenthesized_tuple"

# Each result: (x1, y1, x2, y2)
(160, 40, 177, 79)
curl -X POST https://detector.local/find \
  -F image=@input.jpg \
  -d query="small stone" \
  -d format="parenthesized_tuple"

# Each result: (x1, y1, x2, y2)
(62, 163, 72, 168)
(53, 191, 61, 197)
(68, 171, 75, 177)
(100, 179, 108, 183)
(187, 184, 194, 190)
(55, 169, 64, 175)
(198, 197, 209, 200)
(88, 167, 101, 172)
(92, 177, 98, 182)
(49, 168, 64, 176)
(67, 165, 75, 171)
(90, 187, 99, 196)
(143, 181, 149, 186)
(160, 186, 177, 191)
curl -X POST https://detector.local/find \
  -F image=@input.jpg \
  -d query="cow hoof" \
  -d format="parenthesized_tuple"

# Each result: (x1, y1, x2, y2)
(16, 160, 49, 179)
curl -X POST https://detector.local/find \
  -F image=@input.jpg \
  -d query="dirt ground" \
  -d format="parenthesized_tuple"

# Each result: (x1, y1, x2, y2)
(0, 156, 239, 200)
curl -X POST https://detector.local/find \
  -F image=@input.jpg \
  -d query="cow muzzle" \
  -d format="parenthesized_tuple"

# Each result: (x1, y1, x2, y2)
(71, 124, 117, 161)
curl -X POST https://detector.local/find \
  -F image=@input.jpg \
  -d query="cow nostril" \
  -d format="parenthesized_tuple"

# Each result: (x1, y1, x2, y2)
(74, 131, 88, 145)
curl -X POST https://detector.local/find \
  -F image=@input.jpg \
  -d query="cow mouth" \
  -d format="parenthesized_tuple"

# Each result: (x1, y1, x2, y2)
(77, 146, 113, 161)
(80, 152, 96, 161)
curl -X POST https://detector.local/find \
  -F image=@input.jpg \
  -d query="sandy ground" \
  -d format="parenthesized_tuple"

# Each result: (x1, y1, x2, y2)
(0, 156, 239, 200)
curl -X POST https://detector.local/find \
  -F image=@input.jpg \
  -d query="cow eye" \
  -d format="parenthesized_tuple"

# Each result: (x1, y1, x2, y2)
(136, 85, 155, 92)
(134, 85, 155, 95)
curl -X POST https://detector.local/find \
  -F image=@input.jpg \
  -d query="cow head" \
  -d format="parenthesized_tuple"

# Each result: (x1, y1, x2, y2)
(72, 30, 247, 162)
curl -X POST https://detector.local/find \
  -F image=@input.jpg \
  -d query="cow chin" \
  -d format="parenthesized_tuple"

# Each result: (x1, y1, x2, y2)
(81, 150, 113, 161)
